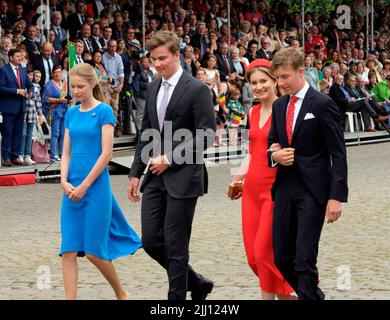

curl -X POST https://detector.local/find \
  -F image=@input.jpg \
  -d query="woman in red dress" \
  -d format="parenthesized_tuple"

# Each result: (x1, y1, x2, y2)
(231, 59, 296, 300)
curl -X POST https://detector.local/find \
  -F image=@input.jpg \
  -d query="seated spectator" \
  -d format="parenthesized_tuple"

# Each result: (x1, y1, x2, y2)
(370, 75, 390, 125)
(329, 74, 377, 132)
(0, 36, 12, 68)
(356, 61, 369, 83)
(380, 59, 390, 80)
(366, 70, 378, 91)
(257, 36, 274, 60)
(204, 54, 221, 97)
(366, 57, 383, 83)
(215, 41, 235, 82)
(230, 46, 246, 83)
(244, 39, 259, 63)
(319, 79, 331, 95)
(323, 66, 334, 87)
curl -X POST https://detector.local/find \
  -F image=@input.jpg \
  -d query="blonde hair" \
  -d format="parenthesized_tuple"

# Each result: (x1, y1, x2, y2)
(271, 47, 304, 71)
(69, 63, 110, 104)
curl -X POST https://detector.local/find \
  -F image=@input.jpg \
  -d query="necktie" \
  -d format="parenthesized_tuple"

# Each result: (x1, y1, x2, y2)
(224, 55, 231, 74)
(46, 58, 52, 79)
(77, 56, 82, 63)
(286, 96, 299, 145)
(15, 67, 22, 88)
(158, 81, 170, 131)
(86, 38, 92, 51)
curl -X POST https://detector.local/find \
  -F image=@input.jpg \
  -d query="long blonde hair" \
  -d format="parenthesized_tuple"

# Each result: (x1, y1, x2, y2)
(69, 63, 111, 104)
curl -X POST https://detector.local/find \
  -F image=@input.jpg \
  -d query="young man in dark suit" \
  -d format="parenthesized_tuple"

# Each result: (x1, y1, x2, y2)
(0, 48, 34, 166)
(268, 47, 348, 300)
(128, 31, 216, 300)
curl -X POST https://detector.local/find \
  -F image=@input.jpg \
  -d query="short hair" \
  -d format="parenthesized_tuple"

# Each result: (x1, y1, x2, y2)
(272, 47, 304, 71)
(8, 48, 21, 58)
(52, 64, 62, 73)
(146, 31, 179, 54)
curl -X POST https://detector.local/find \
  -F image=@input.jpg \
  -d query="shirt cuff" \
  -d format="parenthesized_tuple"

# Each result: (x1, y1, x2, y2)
(270, 152, 278, 167)
(164, 155, 171, 167)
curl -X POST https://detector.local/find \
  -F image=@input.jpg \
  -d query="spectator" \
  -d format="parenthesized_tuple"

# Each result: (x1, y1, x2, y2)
(304, 55, 320, 91)
(370, 75, 390, 125)
(181, 45, 200, 77)
(20, 67, 43, 165)
(132, 56, 154, 133)
(257, 36, 274, 60)
(0, 48, 34, 167)
(31, 42, 60, 96)
(204, 54, 221, 97)
(74, 40, 85, 64)
(42, 65, 70, 162)
(244, 40, 259, 64)
(21, 25, 41, 61)
(0, 36, 12, 68)
(215, 41, 235, 82)
(51, 11, 67, 52)
(90, 22, 104, 52)
(16, 44, 29, 68)
(230, 46, 246, 83)
(101, 26, 113, 50)
(190, 21, 208, 58)
(380, 59, 390, 80)
(79, 23, 95, 53)
(110, 13, 124, 40)
(356, 61, 369, 83)
(102, 39, 124, 137)
(67, 0, 87, 41)
(0, 0, 14, 30)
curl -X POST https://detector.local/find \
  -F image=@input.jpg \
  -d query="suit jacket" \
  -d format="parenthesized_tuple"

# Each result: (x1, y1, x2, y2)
(0, 64, 34, 114)
(268, 86, 348, 205)
(215, 52, 235, 82)
(31, 55, 60, 90)
(329, 83, 349, 114)
(129, 71, 216, 198)
(67, 13, 85, 40)
(51, 26, 67, 52)
(256, 48, 274, 60)
(21, 38, 41, 60)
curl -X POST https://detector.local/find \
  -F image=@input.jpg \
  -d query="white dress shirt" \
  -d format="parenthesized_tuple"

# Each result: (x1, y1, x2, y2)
(288, 81, 310, 132)
(156, 66, 183, 115)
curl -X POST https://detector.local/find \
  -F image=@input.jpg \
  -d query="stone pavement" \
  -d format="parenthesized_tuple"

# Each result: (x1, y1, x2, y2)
(0, 143, 389, 300)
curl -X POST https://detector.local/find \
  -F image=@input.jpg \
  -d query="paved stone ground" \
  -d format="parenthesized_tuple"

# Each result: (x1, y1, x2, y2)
(0, 143, 389, 300)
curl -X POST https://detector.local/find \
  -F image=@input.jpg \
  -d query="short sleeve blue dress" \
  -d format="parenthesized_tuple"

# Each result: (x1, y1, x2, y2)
(59, 103, 142, 260)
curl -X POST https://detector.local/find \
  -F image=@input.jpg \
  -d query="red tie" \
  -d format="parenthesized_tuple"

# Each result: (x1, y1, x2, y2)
(286, 96, 298, 145)
(16, 67, 22, 88)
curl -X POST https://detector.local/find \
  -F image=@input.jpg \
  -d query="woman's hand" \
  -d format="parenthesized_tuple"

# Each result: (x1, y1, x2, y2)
(229, 175, 245, 200)
(68, 184, 89, 202)
(59, 97, 68, 103)
(61, 181, 75, 197)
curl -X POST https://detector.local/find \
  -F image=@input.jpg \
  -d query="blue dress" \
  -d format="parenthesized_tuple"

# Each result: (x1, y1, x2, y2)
(59, 102, 142, 260)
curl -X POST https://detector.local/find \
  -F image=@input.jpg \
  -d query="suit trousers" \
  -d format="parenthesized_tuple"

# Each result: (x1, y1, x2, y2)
(272, 172, 326, 300)
(0, 111, 24, 161)
(141, 174, 201, 300)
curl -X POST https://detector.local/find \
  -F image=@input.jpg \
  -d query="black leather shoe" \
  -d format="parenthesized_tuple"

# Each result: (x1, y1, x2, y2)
(191, 278, 214, 300)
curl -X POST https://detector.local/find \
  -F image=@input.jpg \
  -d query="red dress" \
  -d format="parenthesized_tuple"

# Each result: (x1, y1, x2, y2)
(242, 104, 294, 295)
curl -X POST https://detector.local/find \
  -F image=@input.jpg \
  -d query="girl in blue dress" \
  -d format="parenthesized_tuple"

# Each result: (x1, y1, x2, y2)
(60, 63, 141, 300)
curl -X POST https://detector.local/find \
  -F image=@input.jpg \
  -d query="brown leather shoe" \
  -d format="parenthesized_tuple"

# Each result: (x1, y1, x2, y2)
(2, 160, 13, 167)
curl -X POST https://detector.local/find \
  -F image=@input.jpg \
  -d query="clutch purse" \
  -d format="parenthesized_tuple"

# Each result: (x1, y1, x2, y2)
(227, 182, 244, 199)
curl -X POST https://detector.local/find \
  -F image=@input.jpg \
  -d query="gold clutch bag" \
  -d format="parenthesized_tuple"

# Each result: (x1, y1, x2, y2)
(227, 182, 244, 199)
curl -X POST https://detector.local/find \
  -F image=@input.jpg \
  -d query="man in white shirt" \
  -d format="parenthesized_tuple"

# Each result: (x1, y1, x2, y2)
(268, 47, 348, 300)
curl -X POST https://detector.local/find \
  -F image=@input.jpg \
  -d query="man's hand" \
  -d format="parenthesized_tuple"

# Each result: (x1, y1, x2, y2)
(17, 89, 26, 96)
(272, 148, 295, 166)
(128, 177, 140, 202)
(325, 199, 342, 223)
(150, 155, 169, 175)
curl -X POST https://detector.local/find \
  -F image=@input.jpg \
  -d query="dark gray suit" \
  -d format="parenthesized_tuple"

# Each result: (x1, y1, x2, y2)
(129, 70, 216, 300)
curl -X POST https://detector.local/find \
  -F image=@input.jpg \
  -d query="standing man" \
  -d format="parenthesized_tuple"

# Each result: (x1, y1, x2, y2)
(0, 48, 34, 166)
(128, 31, 215, 300)
(268, 47, 348, 300)
(102, 39, 124, 137)
(51, 11, 67, 53)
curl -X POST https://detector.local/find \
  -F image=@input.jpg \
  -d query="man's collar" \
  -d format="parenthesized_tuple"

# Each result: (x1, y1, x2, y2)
(162, 66, 183, 86)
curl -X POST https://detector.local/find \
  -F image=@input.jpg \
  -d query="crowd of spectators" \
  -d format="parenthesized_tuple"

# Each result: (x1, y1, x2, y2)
(0, 0, 389, 166)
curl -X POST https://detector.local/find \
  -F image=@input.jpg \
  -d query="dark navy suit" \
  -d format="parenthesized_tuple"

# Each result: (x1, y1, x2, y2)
(0, 63, 33, 162)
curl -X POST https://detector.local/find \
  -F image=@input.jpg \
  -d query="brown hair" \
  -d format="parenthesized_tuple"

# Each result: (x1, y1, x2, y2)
(69, 63, 111, 104)
(271, 47, 304, 71)
(146, 31, 180, 54)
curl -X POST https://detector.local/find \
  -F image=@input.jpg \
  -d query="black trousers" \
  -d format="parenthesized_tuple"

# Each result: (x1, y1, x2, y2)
(272, 174, 326, 300)
(141, 174, 203, 300)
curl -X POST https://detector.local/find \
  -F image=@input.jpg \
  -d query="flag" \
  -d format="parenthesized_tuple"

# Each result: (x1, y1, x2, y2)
(68, 43, 76, 70)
